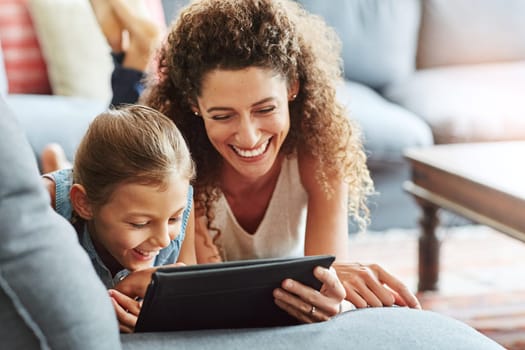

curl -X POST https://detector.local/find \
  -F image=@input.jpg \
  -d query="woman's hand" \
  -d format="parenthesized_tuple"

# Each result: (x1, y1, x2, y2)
(333, 262, 421, 309)
(108, 289, 142, 333)
(272, 266, 346, 323)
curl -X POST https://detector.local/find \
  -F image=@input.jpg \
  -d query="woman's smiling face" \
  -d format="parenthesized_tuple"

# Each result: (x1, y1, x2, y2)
(195, 67, 293, 181)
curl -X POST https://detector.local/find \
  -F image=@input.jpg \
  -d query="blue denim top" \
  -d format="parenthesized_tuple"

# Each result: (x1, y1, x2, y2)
(47, 168, 192, 288)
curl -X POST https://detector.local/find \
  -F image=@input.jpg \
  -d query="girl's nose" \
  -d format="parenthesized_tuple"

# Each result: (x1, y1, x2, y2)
(150, 224, 171, 248)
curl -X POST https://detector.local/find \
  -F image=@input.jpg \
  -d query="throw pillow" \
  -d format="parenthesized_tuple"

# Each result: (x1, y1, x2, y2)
(0, 0, 52, 94)
(27, 0, 166, 102)
(0, 38, 7, 96)
(27, 0, 113, 101)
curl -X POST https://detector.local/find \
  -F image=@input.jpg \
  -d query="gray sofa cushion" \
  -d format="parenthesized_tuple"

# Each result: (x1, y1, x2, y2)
(338, 81, 433, 167)
(299, 0, 421, 90)
(0, 96, 121, 349)
(121, 307, 503, 350)
(417, 0, 525, 69)
(384, 62, 525, 144)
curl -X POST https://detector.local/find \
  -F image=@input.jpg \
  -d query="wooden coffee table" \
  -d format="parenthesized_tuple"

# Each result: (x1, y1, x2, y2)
(403, 141, 525, 292)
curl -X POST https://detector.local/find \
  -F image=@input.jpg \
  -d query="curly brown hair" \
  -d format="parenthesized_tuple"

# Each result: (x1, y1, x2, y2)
(141, 0, 373, 230)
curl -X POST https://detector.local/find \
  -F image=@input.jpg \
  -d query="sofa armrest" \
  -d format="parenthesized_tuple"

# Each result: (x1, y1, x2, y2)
(121, 307, 503, 350)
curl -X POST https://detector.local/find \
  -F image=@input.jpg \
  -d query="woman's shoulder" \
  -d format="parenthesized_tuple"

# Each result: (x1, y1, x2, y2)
(296, 150, 319, 191)
(297, 150, 343, 196)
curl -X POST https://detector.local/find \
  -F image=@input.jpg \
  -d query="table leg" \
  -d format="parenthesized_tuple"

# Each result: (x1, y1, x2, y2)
(416, 199, 441, 292)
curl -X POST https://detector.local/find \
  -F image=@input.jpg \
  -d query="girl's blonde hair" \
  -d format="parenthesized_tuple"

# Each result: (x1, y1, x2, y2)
(73, 105, 195, 207)
(142, 0, 373, 230)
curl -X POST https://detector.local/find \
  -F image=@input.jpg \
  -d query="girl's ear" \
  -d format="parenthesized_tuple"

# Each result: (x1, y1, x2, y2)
(70, 184, 93, 220)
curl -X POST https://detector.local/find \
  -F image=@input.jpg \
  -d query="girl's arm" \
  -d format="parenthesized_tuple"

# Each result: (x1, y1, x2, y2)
(42, 176, 57, 209)
(108, 288, 142, 333)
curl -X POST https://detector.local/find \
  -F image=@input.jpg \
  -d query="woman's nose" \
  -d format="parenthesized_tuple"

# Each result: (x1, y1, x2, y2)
(235, 114, 259, 146)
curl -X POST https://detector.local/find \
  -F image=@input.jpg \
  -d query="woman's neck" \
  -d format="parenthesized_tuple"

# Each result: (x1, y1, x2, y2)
(220, 154, 284, 198)
(219, 155, 285, 234)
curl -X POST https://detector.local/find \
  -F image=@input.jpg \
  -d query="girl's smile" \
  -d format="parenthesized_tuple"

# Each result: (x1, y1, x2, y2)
(86, 173, 189, 274)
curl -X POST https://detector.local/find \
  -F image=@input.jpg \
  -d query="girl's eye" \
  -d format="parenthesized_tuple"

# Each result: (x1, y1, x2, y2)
(169, 216, 182, 224)
(130, 222, 148, 229)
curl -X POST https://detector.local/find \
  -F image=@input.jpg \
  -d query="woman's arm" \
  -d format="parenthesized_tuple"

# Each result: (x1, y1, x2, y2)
(298, 151, 420, 309)
(298, 151, 350, 260)
(270, 152, 348, 322)
(194, 215, 223, 264)
(177, 204, 197, 265)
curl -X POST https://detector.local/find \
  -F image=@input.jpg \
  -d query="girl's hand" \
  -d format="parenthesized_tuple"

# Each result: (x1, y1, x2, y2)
(108, 289, 142, 333)
(272, 266, 346, 323)
(333, 262, 421, 309)
(114, 267, 157, 299)
(115, 263, 186, 299)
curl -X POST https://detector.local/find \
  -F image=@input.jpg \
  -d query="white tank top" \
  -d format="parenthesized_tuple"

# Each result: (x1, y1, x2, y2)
(211, 155, 308, 261)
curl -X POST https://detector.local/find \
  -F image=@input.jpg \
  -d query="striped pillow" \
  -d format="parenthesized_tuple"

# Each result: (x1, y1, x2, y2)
(0, 0, 51, 94)
(0, 38, 7, 96)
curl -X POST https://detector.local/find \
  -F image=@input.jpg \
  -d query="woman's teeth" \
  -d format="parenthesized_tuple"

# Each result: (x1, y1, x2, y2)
(232, 139, 270, 158)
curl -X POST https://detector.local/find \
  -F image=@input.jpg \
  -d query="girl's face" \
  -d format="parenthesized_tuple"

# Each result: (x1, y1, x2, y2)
(88, 173, 189, 272)
(195, 67, 293, 181)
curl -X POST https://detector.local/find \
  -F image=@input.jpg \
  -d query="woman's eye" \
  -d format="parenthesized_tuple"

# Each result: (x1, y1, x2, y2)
(256, 106, 276, 114)
(211, 114, 232, 121)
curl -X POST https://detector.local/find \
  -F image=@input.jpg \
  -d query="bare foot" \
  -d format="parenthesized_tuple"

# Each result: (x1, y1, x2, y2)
(90, 0, 124, 52)
(41, 143, 72, 174)
(110, 0, 165, 71)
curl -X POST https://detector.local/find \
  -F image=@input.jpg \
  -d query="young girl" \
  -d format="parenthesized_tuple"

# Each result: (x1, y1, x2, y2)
(43, 105, 196, 332)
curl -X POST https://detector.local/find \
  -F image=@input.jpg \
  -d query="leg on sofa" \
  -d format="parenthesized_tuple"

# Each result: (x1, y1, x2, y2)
(39, 0, 165, 173)
(41, 143, 71, 174)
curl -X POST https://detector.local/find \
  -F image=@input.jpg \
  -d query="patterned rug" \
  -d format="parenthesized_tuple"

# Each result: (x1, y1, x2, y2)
(348, 225, 525, 350)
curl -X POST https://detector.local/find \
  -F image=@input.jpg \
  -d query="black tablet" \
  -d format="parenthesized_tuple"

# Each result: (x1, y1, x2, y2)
(135, 255, 335, 332)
